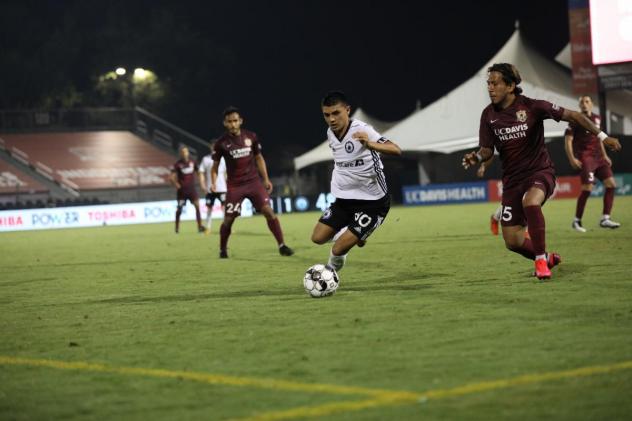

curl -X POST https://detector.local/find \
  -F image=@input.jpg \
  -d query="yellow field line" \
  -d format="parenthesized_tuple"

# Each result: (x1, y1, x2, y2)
(233, 360, 632, 421)
(0, 355, 410, 397)
(2, 355, 632, 421)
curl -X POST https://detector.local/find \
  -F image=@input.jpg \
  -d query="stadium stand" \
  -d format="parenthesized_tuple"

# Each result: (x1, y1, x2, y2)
(0, 131, 178, 203)
(0, 158, 49, 195)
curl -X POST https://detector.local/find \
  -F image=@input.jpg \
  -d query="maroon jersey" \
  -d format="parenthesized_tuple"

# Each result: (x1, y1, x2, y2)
(172, 159, 198, 191)
(479, 95, 565, 188)
(212, 129, 262, 188)
(565, 113, 602, 159)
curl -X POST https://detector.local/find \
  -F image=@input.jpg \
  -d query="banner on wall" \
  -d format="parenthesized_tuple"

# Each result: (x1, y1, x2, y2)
(402, 182, 488, 205)
(0, 199, 253, 232)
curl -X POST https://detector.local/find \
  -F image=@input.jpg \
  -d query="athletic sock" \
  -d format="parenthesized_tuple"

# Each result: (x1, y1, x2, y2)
(575, 190, 590, 220)
(603, 187, 615, 216)
(195, 206, 202, 228)
(266, 217, 285, 245)
(175, 208, 182, 232)
(220, 222, 231, 251)
(328, 250, 347, 272)
(206, 213, 213, 230)
(524, 205, 546, 256)
(509, 237, 535, 260)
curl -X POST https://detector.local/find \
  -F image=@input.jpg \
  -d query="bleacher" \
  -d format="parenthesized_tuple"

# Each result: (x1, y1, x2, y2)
(0, 131, 183, 204)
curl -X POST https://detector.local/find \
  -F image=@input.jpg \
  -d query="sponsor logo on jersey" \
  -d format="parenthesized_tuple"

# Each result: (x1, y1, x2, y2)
(494, 124, 529, 141)
(516, 110, 527, 123)
(229, 147, 252, 159)
(335, 159, 364, 168)
(344, 141, 354, 153)
(181, 163, 195, 174)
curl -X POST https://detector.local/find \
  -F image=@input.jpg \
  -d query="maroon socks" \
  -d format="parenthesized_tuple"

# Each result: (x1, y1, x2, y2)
(523, 205, 546, 256)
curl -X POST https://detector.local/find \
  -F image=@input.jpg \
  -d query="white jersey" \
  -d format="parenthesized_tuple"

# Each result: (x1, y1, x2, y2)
(199, 155, 227, 193)
(327, 119, 388, 200)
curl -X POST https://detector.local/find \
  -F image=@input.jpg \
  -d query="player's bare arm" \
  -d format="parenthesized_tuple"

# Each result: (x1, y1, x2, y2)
(462, 147, 493, 170)
(476, 155, 494, 178)
(562, 109, 622, 152)
(255, 154, 273, 193)
(564, 134, 582, 170)
(198, 171, 207, 193)
(210, 160, 220, 192)
(599, 141, 612, 166)
(169, 171, 181, 189)
(352, 132, 402, 155)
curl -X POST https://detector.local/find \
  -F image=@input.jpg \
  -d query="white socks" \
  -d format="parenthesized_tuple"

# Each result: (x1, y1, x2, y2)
(206, 213, 213, 230)
(328, 250, 347, 272)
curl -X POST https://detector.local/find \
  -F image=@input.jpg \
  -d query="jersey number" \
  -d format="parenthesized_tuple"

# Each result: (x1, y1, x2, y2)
(354, 212, 372, 228)
(226, 203, 241, 214)
(502, 206, 513, 222)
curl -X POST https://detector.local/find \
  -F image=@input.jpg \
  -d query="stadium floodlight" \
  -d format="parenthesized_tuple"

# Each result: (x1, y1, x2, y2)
(115, 67, 127, 76)
(133, 68, 148, 81)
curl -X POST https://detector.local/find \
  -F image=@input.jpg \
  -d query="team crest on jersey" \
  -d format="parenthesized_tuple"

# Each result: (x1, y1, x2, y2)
(344, 141, 354, 153)
(516, 110, 527, 123)
(244, 138, 252, 147)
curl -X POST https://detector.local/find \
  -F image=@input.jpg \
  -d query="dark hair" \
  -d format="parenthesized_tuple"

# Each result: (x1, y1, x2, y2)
(223, 106, 241, 118)
(578, 94, 593, 101)
(488, 63, 523, 95)
(321, 91, 349, 107)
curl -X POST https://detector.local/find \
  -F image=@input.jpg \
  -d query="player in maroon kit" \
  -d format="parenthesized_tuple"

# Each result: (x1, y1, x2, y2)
(462, 63, 621, 280)
(565, 95, 620, 232)
(210, 107, 293, 258)
(170, 146, 204, 234)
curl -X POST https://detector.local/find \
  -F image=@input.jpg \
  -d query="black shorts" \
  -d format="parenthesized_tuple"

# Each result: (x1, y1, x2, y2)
(205, 192, 226, 207)
(319, 195, 390, 241)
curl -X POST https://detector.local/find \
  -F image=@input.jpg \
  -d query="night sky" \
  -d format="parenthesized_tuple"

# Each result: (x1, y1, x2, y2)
(1, 0, 569, 173)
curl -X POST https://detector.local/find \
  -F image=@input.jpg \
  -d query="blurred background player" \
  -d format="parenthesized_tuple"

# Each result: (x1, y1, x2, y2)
(170, 146, 204, 233)
(476, 154, 502, 235)
(564, 95, 620, 232)
(462, 63, 621, 280)
(199, 141, 227, 234)
(311, 91, 401, 272)
(211, 107, 293, 258)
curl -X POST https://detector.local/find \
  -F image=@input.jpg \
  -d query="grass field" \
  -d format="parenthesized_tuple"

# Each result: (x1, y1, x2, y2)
(1, 197, 631, 420)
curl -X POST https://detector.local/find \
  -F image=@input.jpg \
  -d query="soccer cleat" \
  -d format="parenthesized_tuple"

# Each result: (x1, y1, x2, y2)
(204, 228, 211, 235)
(534, 258, 551, 280)
(198, 226, 206, 233)
(279, 245, 294, 256)
(490, 215, 499, 235)
(219, 250, 228, 259)
(547, 252, 562, 269)
(357, 239, 366, 247)
(572, 220, 587, 232)
(600, 219, 621, 229)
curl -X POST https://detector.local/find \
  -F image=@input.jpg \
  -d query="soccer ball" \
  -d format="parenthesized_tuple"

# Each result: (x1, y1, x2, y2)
(303, 264, 340, 298)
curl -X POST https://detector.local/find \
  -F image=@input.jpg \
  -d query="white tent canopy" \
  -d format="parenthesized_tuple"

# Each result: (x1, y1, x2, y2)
(294, 28, 632, 170)
(383, 29, 590, 154)
(293, 108, 401, 171)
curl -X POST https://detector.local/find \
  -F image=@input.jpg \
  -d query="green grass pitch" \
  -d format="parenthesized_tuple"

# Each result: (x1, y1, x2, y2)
(1, 197, 631, 420)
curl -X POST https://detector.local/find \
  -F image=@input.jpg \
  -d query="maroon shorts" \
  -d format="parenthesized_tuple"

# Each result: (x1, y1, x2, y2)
(177, 188, 199, 206)
(578, 157, 613, 185)
(500, 169, 556, 227)
(225, 182, 270, 216)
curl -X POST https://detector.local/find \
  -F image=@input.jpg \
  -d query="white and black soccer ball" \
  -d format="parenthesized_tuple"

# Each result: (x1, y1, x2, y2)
(303, 264, 340, 298)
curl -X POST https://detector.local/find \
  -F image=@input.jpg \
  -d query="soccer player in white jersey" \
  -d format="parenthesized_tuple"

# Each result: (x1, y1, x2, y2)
(199, 141, 227, 234)
(311, 91, 401, 272)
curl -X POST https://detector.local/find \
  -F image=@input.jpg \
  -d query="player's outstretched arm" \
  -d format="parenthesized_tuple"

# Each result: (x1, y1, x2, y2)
(255, 155, 273, 193)
(198, 171, 207, 192)
(562, 109, 622, 152)
(352, 132, 401, 155)
(462, 147, 493, 170)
